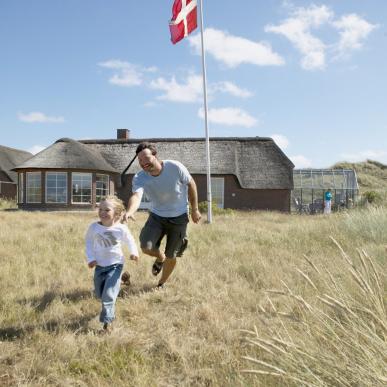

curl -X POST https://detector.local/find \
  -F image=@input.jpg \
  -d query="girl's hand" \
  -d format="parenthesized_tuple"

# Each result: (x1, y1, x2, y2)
(88, 261, 97, 268)
(130, 254, 139, 263)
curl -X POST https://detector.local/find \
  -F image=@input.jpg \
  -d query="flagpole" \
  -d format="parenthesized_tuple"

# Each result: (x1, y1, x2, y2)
(198, 0, 212, 223)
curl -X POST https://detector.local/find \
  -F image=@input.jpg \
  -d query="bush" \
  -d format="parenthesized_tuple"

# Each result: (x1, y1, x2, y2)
(197, 201, 234, 216)
(363, 190, 382, 204)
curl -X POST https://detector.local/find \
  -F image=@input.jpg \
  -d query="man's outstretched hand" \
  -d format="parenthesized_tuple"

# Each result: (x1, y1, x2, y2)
(191, 208, 202, 224)
(122, 212, 136, 223)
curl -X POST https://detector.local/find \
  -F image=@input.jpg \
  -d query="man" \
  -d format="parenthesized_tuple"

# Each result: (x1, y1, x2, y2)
(324, 189, 333, 214)
(125, 142, 201, 288)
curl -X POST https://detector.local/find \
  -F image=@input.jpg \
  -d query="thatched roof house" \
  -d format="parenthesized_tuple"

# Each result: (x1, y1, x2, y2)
(12, 130, 294, 211)
(12, 138, 119, 210)
(0, 145, 32, 200)
(15, 138, 117, 172)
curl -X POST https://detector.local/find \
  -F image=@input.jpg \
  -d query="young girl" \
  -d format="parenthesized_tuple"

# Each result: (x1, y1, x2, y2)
(85, 195, 139, 332)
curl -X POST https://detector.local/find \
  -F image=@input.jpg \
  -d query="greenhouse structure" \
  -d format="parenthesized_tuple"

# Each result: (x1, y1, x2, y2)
(292, 169, 359, 214)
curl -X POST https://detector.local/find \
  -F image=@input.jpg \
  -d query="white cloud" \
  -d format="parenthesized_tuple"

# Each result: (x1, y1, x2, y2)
(332, 14, 378, 58)
(28, 145, 46, 155)
(265, 4, 333, 70)
(188, 28, 284, 68)
(145, 66, 158, 73)
(18, 112, 65, 123)
(198, 107, 257, 127)
(149, 75, 202, 103)
(98, 60, 148, 86)
(143, 101, 157, 108)
(266, 5, 377, 70)
(340, 150, 387, 163)
(149, 73, 253, 103)
(271, 134, 289, 150)
(212, 81, 253, 98)
(109, 71, 142, 87)
(290, 155, 312, 168)
(98, 59, 131, 70)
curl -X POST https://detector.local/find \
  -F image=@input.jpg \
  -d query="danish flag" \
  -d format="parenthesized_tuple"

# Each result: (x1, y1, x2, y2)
(169, 0, 198, 44)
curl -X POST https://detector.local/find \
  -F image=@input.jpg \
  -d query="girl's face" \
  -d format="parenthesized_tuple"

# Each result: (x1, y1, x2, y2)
(98, 200, 117, 226)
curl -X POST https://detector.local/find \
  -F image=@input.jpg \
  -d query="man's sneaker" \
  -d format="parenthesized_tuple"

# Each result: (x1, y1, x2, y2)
(176, 238, 188, 257)
(152, 260, 164, 276)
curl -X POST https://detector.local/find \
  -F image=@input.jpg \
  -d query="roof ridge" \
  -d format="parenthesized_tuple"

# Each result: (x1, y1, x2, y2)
(80, 137, 273, 144)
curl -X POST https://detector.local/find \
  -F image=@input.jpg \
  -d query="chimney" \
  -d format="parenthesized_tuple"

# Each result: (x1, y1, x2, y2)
(117, 129, 130, 140)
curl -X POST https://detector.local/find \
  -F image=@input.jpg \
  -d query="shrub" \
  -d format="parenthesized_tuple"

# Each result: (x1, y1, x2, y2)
(363, 190, 382, 204)
(197, 201, 234, 215)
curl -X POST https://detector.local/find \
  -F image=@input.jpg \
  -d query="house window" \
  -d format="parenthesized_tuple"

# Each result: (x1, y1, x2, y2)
(26, 172, 41, 203)
(96, 174, 109, 203)
(211, 177, 224, 209)
(46, 172, 67, 203)
(72, 173, 92, 203)
(18, 173, 24, 203)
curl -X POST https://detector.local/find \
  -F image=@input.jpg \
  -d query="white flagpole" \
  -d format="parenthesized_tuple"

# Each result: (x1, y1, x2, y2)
(198, 0, 212, 223)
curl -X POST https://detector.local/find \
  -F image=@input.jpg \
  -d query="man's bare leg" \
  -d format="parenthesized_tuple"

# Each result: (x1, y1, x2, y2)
(141, 248, 176, 285)
(141, 248, 167, 279)
(159, 258, 176, 285)
(141, 248, 165, 262)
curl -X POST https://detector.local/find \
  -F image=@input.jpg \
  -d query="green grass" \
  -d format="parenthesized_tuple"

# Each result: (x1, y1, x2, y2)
(333, 159, 387, 206)
(0, 208, 385, 386)
(333, 160, 387, 189)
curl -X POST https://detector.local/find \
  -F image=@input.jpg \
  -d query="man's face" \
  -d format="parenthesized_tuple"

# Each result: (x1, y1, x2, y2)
(138, 149, 157, 173)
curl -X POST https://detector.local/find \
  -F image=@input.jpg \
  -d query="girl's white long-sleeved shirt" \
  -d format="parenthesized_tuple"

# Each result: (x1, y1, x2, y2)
(85, 222, 139, 267)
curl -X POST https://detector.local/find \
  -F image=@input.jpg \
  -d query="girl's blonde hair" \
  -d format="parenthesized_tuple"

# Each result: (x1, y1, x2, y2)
(100, 195, 126, 217)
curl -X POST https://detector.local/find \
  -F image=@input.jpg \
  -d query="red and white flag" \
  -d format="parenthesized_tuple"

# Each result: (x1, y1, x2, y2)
(169, 0, 197, 44)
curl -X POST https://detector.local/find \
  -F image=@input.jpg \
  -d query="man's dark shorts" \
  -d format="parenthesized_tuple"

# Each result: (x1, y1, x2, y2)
(140, 212, 188, 258)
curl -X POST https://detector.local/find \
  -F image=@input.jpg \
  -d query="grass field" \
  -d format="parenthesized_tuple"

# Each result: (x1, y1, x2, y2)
(0, 206, 385, 386)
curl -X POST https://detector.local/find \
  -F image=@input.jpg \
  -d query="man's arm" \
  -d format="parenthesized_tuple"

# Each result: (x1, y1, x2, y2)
(188, 178, 201, 223)
(124, 191, 142, 221)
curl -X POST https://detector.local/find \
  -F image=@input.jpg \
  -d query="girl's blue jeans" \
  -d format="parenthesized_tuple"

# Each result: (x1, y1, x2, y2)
(94, 263, 123, 324)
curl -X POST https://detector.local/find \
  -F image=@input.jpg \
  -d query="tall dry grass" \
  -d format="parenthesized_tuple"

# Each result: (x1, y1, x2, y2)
(0, 207, 385, 386)
(242, 237, 386, 386)
(0, 199, 17, 210)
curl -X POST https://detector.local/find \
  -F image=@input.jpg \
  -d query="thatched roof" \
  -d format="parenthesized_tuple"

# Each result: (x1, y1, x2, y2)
(81, 137, 294, 189)
(12, 138, 118, 174)
(0, 145, 32, 182)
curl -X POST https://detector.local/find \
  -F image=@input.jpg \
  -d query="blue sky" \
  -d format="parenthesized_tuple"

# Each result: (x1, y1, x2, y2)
(1, 0, 386, 168)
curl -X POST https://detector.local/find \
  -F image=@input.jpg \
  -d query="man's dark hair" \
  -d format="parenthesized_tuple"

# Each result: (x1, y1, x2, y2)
(121, 142, 157, 186)
(135, 142, 157, 156)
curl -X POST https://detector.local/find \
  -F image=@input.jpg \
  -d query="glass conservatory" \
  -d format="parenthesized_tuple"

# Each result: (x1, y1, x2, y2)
(292, 169, 359, 214)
